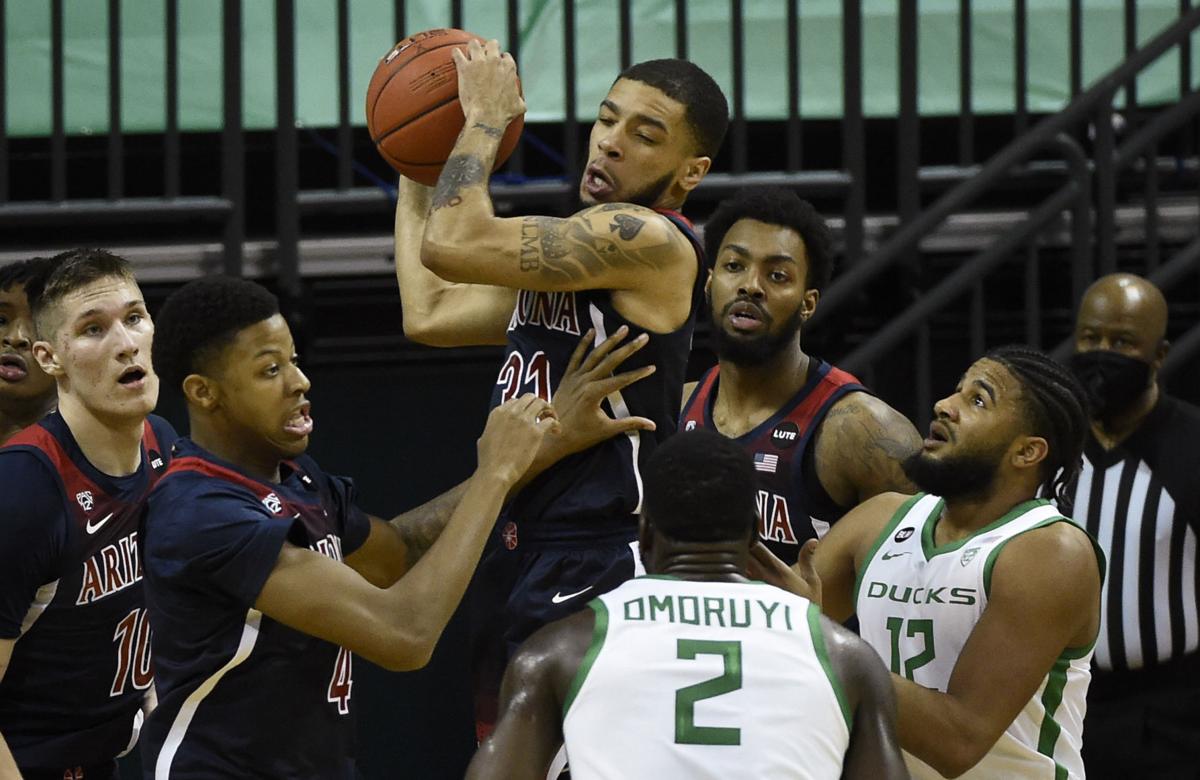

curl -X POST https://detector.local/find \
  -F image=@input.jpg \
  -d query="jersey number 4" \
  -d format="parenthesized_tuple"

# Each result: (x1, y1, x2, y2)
(111, 607, 153, 696)
(496, 350, 552, 403)
(328, 647, 353, 714)
(674, 639, 742, 746)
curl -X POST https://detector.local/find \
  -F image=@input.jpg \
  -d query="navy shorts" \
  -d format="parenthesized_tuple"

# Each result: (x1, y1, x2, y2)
(468, 521, 642, 738)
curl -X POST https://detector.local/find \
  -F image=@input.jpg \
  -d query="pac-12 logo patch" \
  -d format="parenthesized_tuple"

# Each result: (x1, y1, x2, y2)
(76, 491, 94, 511)
(684, 420, 697, 431)
(960, 547, 980, 567)
(262, 493, 283, 514)
(771, 421, 800, 449)
(893, 526, 915, 543)
(502, 521, 519, 551)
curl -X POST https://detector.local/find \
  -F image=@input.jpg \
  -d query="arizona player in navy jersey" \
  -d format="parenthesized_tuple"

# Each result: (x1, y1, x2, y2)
(140, 275, 648, 777)
(681, 189, 921, 566)
(0, 249, 174, 779)
(394, 44, 728, 737)
(0, 256, 60, 445)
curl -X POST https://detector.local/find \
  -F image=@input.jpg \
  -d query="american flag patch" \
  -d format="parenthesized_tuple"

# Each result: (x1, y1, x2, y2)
(753, 453, 779, 473)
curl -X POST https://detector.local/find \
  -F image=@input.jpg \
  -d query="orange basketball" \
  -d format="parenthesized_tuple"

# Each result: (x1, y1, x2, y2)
(366, 29, 524, 186)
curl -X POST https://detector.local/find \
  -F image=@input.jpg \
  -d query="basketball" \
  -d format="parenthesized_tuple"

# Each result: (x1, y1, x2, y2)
(366, 28, 524, 186)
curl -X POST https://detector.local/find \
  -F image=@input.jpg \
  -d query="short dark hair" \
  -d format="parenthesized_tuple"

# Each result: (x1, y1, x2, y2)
(702, 188, 834, 291)
(985, 345, 1089, 504)
(616, 59, 729, 159)
(642, 430, 758, 543)
(31, 249, 136, 338)
(152, 275, 280, 392)
(0, 256, 59, 296)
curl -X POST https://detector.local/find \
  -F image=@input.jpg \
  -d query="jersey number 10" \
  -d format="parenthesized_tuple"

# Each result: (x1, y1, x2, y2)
(111, 607, 153, 697)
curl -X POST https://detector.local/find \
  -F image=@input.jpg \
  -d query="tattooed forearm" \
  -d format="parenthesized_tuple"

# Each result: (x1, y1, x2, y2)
(472, 121, 504, 139)
(432, 154, 488, 210)
(520, 217, 540, 271)
(389, 482, 469, 568)
(515, 212, 680, 281)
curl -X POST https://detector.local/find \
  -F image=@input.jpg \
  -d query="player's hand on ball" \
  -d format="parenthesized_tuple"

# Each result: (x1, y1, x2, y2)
(748, 539, 823, 605)
(548, 327, 656, 458)
(477, 394, 560, 486)
(452, 38, 525, 126)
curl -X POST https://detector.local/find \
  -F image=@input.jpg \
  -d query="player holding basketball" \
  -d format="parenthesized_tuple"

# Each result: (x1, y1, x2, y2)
(681, 188, 921, 566)
(394, 40, 727, 735)
(467, 430, 909, 780)
(138, 276, 656, 776)
(0, 249, 174, 779)
(763, 346, 1104, 778)
(0, 257, 60, 445)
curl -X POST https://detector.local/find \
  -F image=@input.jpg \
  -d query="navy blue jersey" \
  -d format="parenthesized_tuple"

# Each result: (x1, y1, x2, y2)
(0, 412, 175, 769)
(140, 438, 371, 779)
(491, 210, 705, 544)
(680, 360, 866, 564)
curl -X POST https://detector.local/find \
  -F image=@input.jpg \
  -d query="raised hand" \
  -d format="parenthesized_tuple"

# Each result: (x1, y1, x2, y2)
(477, 394, 560, 487)
(549, 326, 657, 456)
(748, 538, 822, 605)
(452, 38, 525, 128)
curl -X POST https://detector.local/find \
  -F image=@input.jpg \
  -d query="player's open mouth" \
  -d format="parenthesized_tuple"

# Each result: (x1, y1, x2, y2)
(0, 353, 28, 383)
(284, 403, 314, 437)
(726, 300, 767, 332)
(118, 366, 147, 388)
(925, 421, 951, 447)
(583, 164, 615, 198)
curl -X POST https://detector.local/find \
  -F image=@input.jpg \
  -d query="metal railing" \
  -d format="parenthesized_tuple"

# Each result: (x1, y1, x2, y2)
(817, 5, 1200, 424)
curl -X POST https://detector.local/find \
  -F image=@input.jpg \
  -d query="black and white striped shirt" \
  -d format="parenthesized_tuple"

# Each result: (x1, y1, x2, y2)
(1059, 395, 1200, 673)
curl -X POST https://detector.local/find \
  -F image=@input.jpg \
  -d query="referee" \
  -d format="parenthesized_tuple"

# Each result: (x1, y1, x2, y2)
(1062, 273, 1200, 778)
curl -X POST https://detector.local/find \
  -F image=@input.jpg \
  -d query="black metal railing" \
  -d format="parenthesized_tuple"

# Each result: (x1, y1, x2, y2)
(818, 5, 1200, 424)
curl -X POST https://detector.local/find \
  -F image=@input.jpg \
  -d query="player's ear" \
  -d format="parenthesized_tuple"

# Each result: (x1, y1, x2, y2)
(801, 288, 820, 322)
(1011, 435, 1048, 472)
(32, 340, 63, 378)
(677, 155, 711, 194)
(703, 269, 713, 300)
(637, 514, 653, 561)
(182, 374, 219, 411)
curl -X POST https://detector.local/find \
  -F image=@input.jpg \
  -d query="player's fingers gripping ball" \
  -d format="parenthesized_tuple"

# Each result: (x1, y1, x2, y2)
(366, 28, 524, 185)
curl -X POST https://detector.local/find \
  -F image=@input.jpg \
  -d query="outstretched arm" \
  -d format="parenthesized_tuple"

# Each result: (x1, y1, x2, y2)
(393, 175, 515, 346)
(344, 327, 657, 587)
(255, 396, 557, 672)
(467, 610, 594, 780)
(814, 392, 921, 509)
(889, 523, 1101, 777)
(821, 616, 910, 780)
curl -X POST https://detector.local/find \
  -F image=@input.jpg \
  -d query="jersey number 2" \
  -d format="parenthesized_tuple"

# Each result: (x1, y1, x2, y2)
(674, 639, 742, 746)
(496, 350, 551, 403)
(111, 607, 153, 696)
(328, 647, 353, 714)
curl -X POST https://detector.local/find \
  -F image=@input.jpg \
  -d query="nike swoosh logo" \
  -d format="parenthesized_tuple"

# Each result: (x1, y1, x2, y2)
(85, 512, 116, 535)
(551, 586, 594, 604)
(881, 551, 910, 560)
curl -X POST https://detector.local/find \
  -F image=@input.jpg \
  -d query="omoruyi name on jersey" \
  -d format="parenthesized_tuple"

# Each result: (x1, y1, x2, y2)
(622, 594, 801, 630)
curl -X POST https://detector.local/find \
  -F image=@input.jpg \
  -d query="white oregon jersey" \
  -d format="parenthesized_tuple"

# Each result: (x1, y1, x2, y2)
(562, 576, 851, 780)
(856, 493, 1104, 780)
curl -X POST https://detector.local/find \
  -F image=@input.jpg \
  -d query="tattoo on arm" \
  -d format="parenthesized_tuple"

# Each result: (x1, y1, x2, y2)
(817, 400, 920, 506)
(389, 482, 468, 569)
(516, 211, 681, 281)
(432, 154, 488, 210)
(472, 121, 504, 139)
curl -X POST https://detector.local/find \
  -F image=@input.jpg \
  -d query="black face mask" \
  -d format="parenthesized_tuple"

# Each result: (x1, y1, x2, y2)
(1068, 350, 1152, 419)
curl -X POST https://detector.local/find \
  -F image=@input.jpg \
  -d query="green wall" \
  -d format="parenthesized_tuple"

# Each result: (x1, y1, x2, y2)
(4, 1, 1197, 138)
